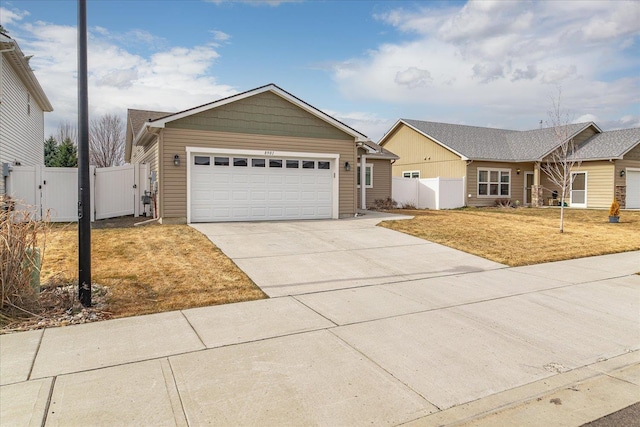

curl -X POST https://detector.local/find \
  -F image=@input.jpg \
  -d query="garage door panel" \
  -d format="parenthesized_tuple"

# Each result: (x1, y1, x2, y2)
(190, 153, 334, 222)
(232, 175, 249, 184)
(213, 191, 230, 201)
(285, 192, 300, 201)
(250, 191, 267, 200)
(233, 191, 249, 201)
(301, 191, 316, 201)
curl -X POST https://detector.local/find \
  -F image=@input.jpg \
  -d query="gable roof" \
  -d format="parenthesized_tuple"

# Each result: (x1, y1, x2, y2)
(572, 127, 640, 160)
(0, 32, 53, 112)
(380, 118, 602, 162)
(125, 109, 173, 161)
(358, 140, 399, 160)
(129, 84, 369, 150)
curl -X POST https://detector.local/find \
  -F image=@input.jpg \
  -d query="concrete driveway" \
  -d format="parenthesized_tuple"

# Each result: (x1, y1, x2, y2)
(1, 213, 638, 426)
(190, 212, 505, 297)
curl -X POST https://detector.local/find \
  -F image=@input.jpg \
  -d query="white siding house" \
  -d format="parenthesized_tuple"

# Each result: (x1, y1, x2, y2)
(0, 31, 53, 195)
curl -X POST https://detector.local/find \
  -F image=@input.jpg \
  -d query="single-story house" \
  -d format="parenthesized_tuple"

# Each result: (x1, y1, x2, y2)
(125, 84, 397, 223)
(1, 30, 53, 195)
(378, 119, 640, 209)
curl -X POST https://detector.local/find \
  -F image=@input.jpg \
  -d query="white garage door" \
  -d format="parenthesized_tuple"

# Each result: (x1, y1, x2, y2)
(190, 153, 334, 222)
(627, 169, 640, 209)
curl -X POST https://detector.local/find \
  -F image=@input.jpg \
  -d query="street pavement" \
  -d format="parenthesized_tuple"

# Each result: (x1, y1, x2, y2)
(1, 212, 638, 426)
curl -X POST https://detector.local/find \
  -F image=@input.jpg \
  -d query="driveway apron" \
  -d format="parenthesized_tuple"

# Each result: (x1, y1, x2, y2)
(190, 213, 505, 297)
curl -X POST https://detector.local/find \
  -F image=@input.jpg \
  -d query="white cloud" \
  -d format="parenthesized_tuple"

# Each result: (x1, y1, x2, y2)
(211, 30, 231, 42)
(0, 7, 29, 27)
(395, 67, 432, 88)
(336, 0, 640, 131)
(205, 0, 301, 7)
(6, 16, 236, 138)
(323, 110, 395, 141)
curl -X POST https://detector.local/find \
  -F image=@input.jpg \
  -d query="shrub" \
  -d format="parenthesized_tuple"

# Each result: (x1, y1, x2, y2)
(371, 197, 398, 210)
(609, 199, 620, 217)
(494, 199, 513, 208)
(401, 202, 417, 210)
(1, 196, 49, 324)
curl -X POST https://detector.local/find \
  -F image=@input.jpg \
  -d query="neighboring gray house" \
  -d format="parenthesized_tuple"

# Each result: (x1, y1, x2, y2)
(379, 119, 640, 209)
(0, 31, 53, 195)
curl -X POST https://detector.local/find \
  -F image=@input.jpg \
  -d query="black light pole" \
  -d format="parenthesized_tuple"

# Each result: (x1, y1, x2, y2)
(77, 0, 91, 307)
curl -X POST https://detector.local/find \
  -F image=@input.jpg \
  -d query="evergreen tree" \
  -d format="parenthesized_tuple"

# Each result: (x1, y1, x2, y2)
(44, 136, 58, 166)
(52, 138, 78, 167)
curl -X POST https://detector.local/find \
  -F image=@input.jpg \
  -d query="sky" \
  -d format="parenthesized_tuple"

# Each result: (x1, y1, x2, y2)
(1, 0, 639, 142)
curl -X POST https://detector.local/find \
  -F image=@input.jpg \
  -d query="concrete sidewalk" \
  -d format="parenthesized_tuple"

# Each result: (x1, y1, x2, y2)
(1, 215, 639, 426)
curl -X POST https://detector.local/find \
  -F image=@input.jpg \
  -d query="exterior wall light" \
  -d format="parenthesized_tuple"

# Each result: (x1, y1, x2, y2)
(516, 168, 521, 175)
(173, 154, 180, 167)
(620, 170, 625, 177)
(345, 161, 351, 171)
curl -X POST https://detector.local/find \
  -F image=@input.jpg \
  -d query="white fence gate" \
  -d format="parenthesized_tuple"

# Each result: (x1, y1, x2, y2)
(5, 164, 149, 222)
(392, 177, 465, 210)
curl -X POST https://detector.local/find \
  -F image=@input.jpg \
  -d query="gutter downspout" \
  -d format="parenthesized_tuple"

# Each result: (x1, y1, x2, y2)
(360, 154, 367, 210)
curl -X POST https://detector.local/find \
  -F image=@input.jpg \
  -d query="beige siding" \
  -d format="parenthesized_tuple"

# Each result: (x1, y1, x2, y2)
(573, 162, 615, 208)
(130, 140, 159, 174)
(160, 128, 356, 220)
(356, 158, 392, 208)
(540, 162, 615, 208)
(573, 127, 598, 145)
(166, 91, 352, 141)
(466, 162, 532, 207)
(615, 147, 640, 188)
(623, 144, 640, 161)
(381, 125, 466, 178)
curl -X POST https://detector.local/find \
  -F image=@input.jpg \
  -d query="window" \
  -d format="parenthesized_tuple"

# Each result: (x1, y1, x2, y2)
(318, 161, 330, 170)
(286, 160, 299, 168)
(269, 159, 283, 168)
(214, 157, 229, 166)
(478, 168, 510, 197)
(252, 158, 265, 167)
(194, 156, 210, 166)
(403, 171, 420, 178)
(357, 164, 373, 188)
(233, 158, 248, 167)
(302, 160, 315, 169)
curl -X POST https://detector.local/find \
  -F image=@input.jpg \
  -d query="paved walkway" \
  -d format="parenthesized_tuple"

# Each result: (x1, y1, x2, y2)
(1, 214, 639, 426)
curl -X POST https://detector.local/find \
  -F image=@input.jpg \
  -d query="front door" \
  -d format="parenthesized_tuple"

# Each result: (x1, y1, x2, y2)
(570, 172, 587, 208)
(524, 172, 534, 205)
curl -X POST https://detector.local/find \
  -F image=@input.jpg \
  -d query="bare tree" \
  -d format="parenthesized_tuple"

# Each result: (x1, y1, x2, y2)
(56, 121, 78, 146)
(540, 89, 581, 233)
(89, 113, 125, 167)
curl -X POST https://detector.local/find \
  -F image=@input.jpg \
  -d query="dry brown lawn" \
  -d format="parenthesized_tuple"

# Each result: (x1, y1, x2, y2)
(380, 208, 640, 266)
(41, 222, 266, 318)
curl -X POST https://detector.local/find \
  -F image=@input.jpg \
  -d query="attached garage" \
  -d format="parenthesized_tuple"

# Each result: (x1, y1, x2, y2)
(125, 84, 397, 224)
(626, 169, 640, 209)
(188, 149, 338, 222)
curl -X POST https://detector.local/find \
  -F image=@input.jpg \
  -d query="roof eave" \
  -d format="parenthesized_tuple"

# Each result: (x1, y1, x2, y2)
(537, 122, 598, 160)
(398, 119, 469, 161)
(1, 38, 53, 112)
(146, 84, 369, 142)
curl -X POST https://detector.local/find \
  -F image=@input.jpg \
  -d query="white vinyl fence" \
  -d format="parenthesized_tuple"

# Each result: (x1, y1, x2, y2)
(392, 177, 465, 210)
(5, 164, 149, 222)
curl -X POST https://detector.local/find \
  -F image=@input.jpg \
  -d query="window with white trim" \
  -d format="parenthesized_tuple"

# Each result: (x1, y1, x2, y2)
(357, 164, 373, 188)
(403, 171, 420, 178)
(478, 168, 510, 197)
